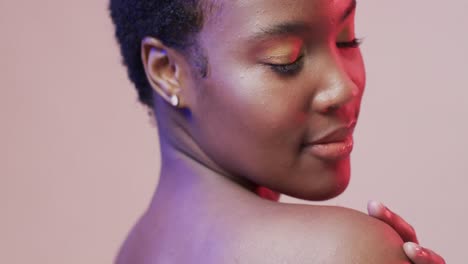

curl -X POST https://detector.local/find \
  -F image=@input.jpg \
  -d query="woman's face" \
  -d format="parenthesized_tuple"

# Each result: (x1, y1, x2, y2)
(187, 0, 365, 200)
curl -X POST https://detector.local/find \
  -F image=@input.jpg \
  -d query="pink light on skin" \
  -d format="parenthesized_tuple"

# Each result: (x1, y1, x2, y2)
(255, 186, 281, 201)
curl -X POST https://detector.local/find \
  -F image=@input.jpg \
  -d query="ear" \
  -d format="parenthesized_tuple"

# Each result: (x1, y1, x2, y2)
(141, 37, 183, 107)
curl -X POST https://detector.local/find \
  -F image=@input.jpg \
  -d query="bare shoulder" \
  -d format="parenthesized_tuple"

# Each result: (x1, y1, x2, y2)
(216, 203, 411, 264)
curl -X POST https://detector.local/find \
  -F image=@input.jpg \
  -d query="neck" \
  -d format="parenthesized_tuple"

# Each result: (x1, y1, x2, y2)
(149, 139, 264, 211)
(150, 100, 279, 209)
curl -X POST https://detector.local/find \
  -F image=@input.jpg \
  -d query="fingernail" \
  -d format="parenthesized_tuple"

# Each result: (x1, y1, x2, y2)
(404, 242, 417, 253)
(404, 242, 424, 258)
(367, 200, 384, 215)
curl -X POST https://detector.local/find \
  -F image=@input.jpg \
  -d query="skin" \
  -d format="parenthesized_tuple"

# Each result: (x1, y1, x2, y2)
(181, 0, 363, 201)
(115, 0, 445, 263)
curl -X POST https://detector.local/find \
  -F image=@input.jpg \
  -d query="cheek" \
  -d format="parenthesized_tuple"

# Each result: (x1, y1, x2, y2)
(210, 66, 305, 137)
(344, 50, 366, 92)
(193, 65, 308, 178)
(233, 72, 307, 149)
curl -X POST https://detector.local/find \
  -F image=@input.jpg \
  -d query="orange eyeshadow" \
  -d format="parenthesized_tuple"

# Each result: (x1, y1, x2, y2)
(257, 37, 303, 63)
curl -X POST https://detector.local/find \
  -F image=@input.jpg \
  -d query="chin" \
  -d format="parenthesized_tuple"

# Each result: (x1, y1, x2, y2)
(293, 178, 350, 201)
(314, 176, 350, 201)
(281, 159, 352, 201)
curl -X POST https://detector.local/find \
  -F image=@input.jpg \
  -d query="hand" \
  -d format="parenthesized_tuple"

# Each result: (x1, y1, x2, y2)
(367, 201, 445, 264)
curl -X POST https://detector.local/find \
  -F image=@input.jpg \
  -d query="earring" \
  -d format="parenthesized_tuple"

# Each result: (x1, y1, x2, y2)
(169, 94, 180, 108)
(159, 91, 181, 108)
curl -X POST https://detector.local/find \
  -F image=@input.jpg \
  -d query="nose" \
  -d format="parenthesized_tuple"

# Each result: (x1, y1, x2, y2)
(311, 62, 360, 115)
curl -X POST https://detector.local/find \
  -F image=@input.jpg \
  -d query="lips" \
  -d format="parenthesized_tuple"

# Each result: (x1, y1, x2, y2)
(304, 136, 354, 160)
(303, 121, 356, 160)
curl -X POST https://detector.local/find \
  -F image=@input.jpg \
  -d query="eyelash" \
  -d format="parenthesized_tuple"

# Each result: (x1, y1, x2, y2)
(266, 55, 305, 76)
(268, 38, 363, 76)
(336, 38, 363, 49)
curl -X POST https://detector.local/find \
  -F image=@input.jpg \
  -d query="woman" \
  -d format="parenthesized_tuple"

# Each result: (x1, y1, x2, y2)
(109, 0, 445, 263)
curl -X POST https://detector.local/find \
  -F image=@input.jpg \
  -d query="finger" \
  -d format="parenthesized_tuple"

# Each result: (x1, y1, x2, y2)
(403, 242, 446, 264)
(367, 200, 419, 243)
(424, 248, 447, 264)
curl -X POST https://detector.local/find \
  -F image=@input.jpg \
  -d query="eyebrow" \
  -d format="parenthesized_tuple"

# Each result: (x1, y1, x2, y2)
(249, 0, 357, 41)
(252, 22, 311, 41)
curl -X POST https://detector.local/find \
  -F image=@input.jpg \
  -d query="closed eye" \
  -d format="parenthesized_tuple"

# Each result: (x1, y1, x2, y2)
(266, 37, 362, 76)
(266, 55, 304, 76)
(336, 38, 363, 49)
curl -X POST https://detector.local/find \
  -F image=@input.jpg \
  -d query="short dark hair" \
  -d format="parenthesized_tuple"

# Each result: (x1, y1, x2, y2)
(109, 0, 211, 108)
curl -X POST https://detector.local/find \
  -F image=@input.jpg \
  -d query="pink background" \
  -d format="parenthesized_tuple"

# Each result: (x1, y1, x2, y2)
(1, 0, 466, 263)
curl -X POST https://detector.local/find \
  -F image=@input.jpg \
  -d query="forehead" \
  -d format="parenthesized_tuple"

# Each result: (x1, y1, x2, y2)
(202, 0, 352, 41)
